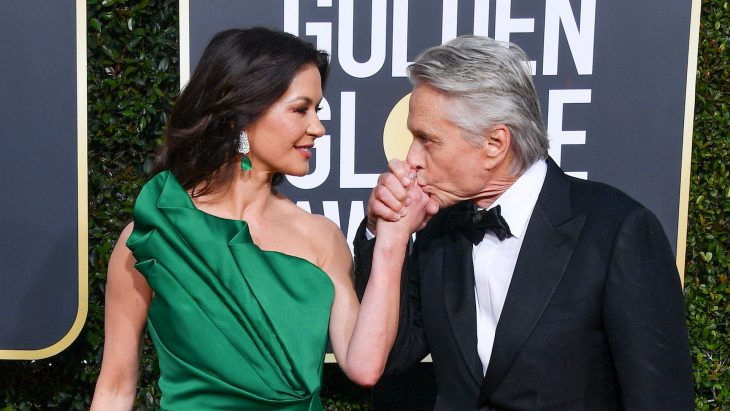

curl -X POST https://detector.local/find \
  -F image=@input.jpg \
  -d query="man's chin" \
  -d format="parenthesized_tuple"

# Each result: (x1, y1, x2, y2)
(430, 194, 458, 209)
(421, 186, 458, 209)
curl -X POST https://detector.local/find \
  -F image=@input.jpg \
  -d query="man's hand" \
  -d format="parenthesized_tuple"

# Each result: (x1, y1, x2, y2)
(375, 177, 434, 242)
(367, 159, 438, 235)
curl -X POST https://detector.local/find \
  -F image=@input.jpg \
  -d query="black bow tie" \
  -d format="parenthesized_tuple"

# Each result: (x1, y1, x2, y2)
(453, 204, 512, 245)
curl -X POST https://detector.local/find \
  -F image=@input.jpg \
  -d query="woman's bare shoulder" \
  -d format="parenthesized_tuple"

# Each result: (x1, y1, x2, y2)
(277, 201, 350, 271)
(119, 222, 134, 243)
(289, 204, 343, 243)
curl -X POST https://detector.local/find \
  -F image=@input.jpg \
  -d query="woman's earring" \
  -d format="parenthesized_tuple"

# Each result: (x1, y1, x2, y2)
(238, 130, 252, 171)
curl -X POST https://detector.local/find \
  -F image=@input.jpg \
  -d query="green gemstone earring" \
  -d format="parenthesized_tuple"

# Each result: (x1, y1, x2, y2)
(238, 130, 252, 171)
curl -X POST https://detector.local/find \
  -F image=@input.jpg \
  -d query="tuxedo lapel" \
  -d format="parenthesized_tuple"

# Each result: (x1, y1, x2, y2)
(441, 204, 483, 386)
(479, 160, 586, 402)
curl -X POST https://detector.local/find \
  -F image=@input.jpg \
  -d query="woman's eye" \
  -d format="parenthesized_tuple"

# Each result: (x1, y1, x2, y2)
(315, 105, 323, 113)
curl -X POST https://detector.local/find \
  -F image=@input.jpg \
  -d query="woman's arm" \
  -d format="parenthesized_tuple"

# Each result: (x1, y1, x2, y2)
(325, 183, 431, 387)
(90, 223, 152, 411)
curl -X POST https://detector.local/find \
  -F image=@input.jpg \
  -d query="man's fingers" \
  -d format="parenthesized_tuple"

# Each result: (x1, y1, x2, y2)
(373, 184, 408, 216)
(398, 184, 440, 233)
(376, 172, 411, 203)
(366, 166, 428, 232)
(387, 159, 413, 187)
(368, 200, 402, 222)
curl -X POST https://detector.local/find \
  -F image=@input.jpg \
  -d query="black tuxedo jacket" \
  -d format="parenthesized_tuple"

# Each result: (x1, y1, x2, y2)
(354, 159, 693, 411)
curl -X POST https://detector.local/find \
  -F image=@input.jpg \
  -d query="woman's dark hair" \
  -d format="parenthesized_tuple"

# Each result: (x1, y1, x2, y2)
(152, 27, 330, 195)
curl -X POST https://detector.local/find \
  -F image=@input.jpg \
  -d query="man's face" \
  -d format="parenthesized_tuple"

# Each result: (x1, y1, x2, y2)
(406, 83, 490, 208)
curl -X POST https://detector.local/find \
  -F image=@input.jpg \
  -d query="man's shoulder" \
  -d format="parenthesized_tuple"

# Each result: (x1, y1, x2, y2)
(542, 159, 641, 212)
(565, 174, 645, 215)
(551, 173, 663, 240)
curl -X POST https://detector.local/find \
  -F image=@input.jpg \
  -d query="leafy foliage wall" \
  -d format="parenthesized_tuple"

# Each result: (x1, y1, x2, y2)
(0, 0, 727, 409)
(686, 1, 730, 409)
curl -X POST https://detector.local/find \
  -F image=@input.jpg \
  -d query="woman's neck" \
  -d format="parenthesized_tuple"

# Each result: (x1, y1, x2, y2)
(192, 168, 279, 221)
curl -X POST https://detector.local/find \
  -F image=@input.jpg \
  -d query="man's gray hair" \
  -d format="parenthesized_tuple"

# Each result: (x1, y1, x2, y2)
(407, 35, 548, 175)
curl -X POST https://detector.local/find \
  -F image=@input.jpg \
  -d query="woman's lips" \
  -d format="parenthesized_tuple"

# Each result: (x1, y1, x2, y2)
(295, 145, 312, 159)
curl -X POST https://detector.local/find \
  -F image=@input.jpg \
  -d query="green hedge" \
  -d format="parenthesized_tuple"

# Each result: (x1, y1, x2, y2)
(686, 1, 730, 410)
(86, 0, 179, 409)
(0, 0, 728, 409)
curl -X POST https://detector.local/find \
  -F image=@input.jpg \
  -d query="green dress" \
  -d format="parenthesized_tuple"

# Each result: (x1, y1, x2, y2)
(127, 171, 334, 410)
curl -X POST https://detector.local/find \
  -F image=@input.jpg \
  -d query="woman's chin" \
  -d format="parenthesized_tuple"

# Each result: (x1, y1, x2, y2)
(285, 167, 309, 178)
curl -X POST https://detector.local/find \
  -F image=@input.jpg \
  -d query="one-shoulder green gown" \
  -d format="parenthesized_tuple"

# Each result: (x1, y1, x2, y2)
(127, 171, 334, 410)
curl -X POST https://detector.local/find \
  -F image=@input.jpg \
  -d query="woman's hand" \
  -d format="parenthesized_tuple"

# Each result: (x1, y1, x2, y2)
(367, 159, 438, 236)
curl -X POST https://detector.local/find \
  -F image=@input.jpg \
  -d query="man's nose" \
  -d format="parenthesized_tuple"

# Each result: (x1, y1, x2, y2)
(406, 141, 424, 168)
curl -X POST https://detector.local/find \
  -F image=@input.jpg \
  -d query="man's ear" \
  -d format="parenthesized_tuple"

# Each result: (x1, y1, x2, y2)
(482, 125, 511, 170)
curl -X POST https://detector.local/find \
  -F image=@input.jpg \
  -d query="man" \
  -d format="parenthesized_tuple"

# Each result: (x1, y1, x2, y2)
(355, 35, 693, 410)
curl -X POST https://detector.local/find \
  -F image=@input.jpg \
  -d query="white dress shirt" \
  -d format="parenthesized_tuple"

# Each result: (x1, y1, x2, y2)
(364, 161, 547, 373)
(473, 160, 547, 374)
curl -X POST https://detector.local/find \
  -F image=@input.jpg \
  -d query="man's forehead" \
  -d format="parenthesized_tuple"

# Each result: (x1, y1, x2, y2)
(406, 106, 430, 132)
(407, 89, 448, 132)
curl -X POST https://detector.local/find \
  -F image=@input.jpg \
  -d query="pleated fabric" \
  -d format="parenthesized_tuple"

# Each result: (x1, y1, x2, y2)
(127, 171, 334, 410)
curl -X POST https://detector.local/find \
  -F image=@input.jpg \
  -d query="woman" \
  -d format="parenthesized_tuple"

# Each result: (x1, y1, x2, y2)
(91, 28, 427, 410)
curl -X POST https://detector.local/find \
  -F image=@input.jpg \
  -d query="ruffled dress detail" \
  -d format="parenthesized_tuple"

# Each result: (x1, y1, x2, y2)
(127, 171, 334, 410)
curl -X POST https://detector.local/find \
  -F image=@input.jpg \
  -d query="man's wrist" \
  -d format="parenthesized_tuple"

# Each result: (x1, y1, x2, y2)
(366, 217, 377, 237)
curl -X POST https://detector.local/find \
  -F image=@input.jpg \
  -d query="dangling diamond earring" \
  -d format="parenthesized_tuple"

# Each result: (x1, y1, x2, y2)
(238, 130, 252, 171)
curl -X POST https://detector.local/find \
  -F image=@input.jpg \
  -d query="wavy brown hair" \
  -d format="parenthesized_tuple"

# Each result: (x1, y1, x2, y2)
(153, 27, 329, 195)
